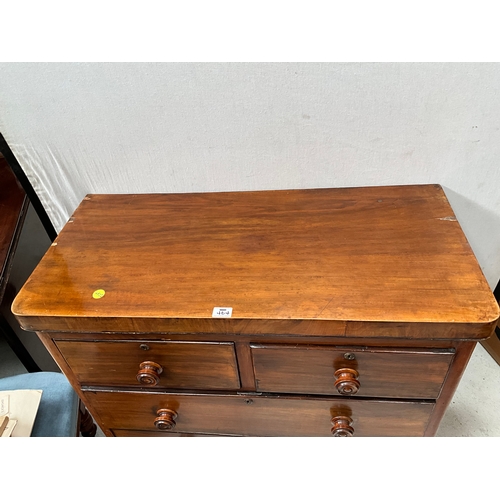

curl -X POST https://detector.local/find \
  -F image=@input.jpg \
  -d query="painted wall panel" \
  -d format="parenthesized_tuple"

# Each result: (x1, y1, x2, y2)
(0, 63, 498, 287)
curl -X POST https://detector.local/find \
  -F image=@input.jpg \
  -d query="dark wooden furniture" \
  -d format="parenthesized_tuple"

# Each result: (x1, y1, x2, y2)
(0, 157, 41, 372)
(12, 185, 499, 436)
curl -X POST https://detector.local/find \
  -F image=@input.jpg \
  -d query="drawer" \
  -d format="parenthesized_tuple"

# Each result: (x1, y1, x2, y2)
(85, 390, 434, 437)
(55, 340, 240, 390)
(251, 344, 455, 399)
(112, 430, 237, 437)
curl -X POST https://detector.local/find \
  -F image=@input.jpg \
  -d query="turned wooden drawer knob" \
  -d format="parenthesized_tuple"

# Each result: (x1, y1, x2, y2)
(137, 361, 163, 386)
(334, 368, 360, 395)
(331, 416, 354, 437)
(154, 409, 178, 430)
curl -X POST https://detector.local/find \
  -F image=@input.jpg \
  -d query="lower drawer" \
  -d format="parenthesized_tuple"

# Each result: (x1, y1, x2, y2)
(86, 390, 434, 437)
(112, 429, 237, 437)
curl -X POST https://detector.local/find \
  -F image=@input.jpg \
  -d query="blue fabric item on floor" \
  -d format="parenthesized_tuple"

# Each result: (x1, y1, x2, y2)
(0, 372, 79, 437)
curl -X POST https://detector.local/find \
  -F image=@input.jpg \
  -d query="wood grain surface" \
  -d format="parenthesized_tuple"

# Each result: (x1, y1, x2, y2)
(55, 339, 240, 389)
(251, 343, 454, 399)
(12, 185, 499, 337)
(85, 390, 434, 437)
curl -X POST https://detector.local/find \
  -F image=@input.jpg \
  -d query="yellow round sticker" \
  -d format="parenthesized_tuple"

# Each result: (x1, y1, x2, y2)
(92, 289, 106, 299)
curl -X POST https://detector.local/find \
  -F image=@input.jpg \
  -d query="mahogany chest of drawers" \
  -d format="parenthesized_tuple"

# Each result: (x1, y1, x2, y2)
(12, 185, 499, 437)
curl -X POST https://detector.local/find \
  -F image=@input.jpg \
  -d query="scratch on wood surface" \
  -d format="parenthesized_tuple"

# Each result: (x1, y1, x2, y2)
(317, 296, 336, 317)
(437, 216, 457, 221)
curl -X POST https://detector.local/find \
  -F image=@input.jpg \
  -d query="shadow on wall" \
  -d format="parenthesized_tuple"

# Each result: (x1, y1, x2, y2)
(443, 187, 500, 291)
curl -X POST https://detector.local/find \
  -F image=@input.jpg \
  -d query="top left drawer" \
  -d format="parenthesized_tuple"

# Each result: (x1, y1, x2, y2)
(55, 340, 241, 390)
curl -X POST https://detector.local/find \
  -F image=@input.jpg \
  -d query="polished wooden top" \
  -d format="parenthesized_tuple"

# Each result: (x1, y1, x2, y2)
(12, 185, 499, 338)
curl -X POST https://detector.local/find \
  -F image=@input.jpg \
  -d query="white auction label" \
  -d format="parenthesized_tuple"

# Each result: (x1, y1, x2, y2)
(212, 307, 233, 318)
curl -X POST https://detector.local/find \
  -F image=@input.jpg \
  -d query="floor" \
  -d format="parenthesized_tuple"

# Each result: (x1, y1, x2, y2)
(1, 331, 499, 437)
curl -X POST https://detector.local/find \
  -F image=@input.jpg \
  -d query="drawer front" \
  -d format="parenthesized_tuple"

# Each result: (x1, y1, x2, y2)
(251, 344, 454, 399)
(86, 390, 434, 437)
(55, 340, 240, 390)
(112, 430, 237, 437)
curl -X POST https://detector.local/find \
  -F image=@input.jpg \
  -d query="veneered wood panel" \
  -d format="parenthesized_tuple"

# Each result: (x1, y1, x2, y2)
(12, 186, 499, 338)
(86, 390, 434, 437)
(251, 344, 454, 399)
(55, 340, 240, 390)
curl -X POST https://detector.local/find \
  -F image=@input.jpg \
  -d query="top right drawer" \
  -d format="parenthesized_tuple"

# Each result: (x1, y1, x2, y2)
(250, 344, 455, 399)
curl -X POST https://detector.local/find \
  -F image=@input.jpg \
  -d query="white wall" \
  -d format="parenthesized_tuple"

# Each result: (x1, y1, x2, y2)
(1, 63, 499, 288)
